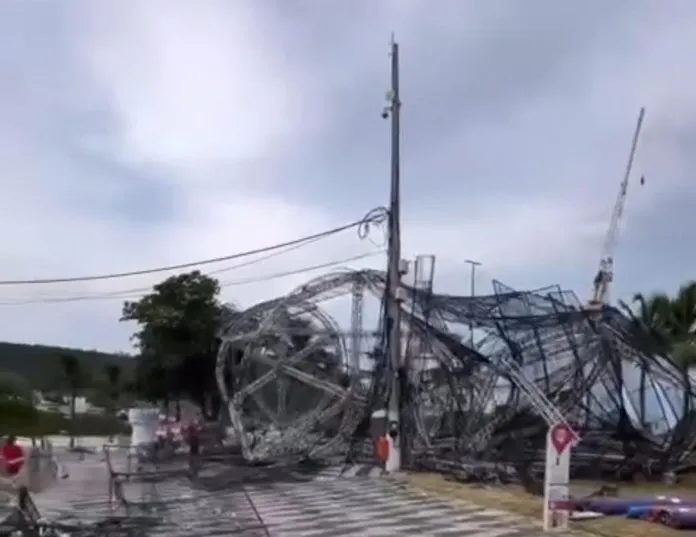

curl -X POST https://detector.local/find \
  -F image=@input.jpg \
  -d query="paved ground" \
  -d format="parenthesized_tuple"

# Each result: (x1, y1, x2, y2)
(22, 452, 548, 537)
(248, 477, 547, 537)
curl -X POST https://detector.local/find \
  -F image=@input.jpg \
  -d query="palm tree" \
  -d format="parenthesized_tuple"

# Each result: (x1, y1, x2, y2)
(620, 292, 672, 355)
(666, 282, 696, 368)
(104, 364, 122, 442)
(104, 364, 122, 409)
(621, 282, 696, 369)
(59, 354, 87, 448)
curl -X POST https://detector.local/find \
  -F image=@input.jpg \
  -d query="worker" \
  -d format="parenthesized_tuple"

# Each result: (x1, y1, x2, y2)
(1, 435, 25, 478)
(376, 433, 389, 464)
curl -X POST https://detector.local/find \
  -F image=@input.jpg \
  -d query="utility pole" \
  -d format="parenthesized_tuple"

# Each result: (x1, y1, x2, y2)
(382, 36, 405, 473)
(465, 259, 481, 346)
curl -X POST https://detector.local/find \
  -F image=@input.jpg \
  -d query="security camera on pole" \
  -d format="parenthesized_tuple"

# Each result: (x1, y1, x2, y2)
(382, 36, 406, 474)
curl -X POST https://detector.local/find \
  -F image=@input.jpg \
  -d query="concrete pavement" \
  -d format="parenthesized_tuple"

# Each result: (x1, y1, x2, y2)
(247, 475, 546, 537)
(26, 452, 546, 537)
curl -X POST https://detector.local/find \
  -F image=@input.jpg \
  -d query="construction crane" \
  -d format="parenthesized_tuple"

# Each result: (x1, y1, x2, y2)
(587, 107, 646, 309)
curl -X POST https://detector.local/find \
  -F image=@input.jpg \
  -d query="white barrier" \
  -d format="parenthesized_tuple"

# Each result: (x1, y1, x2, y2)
(128, 408, 159, 451)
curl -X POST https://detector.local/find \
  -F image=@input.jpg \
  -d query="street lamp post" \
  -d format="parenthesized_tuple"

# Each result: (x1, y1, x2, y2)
(464, 259, 481, 346)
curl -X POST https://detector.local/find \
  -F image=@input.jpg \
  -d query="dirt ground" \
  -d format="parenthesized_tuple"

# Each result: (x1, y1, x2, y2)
(403, 472, 696, 537)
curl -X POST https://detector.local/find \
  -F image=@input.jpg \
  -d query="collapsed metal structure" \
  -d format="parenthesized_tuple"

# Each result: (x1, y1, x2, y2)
(3, 265, 693, 536)
(215, 259, 696, 481)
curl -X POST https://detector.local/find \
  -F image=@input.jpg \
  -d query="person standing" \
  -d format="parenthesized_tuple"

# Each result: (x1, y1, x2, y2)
(1, 435, 26, 485)
(186, 421, 201, 478)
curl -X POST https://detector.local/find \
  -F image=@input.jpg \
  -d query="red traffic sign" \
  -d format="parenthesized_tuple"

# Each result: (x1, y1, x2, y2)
(550, 422, 575, 455)
(1, 443, 25, 476)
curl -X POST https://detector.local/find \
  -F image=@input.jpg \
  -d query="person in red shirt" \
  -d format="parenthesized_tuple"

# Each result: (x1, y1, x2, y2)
(1, 435, 25, 477)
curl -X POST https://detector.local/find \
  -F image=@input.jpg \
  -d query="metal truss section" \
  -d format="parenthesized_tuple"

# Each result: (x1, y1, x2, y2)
(216, 268, 696, 482)
(216, 271, 379, 462)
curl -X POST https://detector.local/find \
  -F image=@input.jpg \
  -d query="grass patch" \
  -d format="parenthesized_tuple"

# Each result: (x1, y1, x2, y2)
(403, 472, 696, 537)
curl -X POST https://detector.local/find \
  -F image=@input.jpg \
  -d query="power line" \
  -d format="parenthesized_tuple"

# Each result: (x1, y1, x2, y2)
(0, 213, 386, 286)
(1, 250, 385, 304)
(206, 235, 327, 276)
(0, 250, 386, 305)
(0, 238, 326, 303)
(220, 250, 383, 288)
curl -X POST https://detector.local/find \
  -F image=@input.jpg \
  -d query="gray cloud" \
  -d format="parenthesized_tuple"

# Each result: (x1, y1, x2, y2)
(0, 0, 694, 350)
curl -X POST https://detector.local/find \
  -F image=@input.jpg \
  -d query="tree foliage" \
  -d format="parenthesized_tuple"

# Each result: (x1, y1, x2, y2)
(0, 370, 34, 402)
(103, 363, 123, 413)
(58, 354, 91, 448)
(0, 342, 133, 390)
(621, 281, 696, 369)
(0, 401, 128, 437)
(0, 397, 39, 434)
(121, 271, 223, 418)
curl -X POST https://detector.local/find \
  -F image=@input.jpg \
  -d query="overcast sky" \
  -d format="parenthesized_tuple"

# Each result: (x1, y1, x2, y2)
(0, 0, 695, 352)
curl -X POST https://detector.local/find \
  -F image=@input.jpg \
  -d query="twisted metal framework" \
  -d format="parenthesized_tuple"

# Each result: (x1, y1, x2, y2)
(215, 270, 382, 462)
(402, 280, 696, 481)
(4, 269, 692, 536)
(215, 266, 696, 480)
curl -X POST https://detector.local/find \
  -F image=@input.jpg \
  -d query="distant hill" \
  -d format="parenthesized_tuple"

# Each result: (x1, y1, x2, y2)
(0, 341, 135, 388)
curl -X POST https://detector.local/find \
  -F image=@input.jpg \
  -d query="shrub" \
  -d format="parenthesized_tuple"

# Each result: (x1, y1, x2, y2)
(0, 397, 129, 437)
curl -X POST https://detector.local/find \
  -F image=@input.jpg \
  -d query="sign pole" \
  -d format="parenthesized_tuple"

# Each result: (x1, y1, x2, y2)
(543, 422, 576, 532)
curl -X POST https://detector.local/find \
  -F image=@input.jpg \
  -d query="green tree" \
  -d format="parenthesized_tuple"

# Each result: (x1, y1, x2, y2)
(0, 370, 37, 440)
(104, 364, 122, 409)
(0, 398, 39, 436)
(58, 354, 90, 448)
(0, 370, 34, 402)
(0, 342, 132, 390)
(103, 364, 122, 441)
(621, 292, 672, 355)
(121, 271, 223, 419)
(622, 282, 696, 369)
(667, 282, 696, 366)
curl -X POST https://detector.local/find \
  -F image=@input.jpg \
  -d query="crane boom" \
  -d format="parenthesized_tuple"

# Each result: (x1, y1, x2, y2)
(588, 107, 645, 309)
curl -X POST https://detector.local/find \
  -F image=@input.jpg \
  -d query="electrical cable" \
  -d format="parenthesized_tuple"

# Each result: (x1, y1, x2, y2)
(0, 250, 386, 305)
(217, 250, 384, 289)
(207, 235, 328, 276)
(0, 235, 329, 303)
(0, 209, 388, 286)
